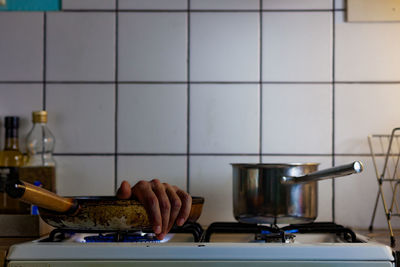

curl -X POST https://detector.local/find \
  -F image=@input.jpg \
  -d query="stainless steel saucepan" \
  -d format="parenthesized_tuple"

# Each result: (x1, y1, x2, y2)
(232, 161, 363, 225)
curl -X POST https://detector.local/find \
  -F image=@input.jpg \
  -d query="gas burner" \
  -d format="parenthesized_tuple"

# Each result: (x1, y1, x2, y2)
(41, 222, 204, 243)
(255, 230, 296, 243)
(84, 232, 160, 243)
(203, 222, 360, 243)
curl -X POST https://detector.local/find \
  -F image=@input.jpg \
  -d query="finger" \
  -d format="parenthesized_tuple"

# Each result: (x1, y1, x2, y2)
(131, 181, 162, 236)
(116, 180, 132, 199)
(164, 183, 182, 232)
(150, 179, 170, 238)
(174, 186, 192, 226)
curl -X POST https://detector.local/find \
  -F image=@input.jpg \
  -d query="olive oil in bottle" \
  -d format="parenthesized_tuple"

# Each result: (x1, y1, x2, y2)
(0, 116, 29, 214)
(0, 117, 24, 167)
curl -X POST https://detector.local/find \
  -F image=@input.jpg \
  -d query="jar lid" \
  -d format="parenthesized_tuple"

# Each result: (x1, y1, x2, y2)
(32, 110, 48, 123)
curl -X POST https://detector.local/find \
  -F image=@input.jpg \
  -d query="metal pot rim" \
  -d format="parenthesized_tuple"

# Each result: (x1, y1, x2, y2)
(231, 163, 320, 168)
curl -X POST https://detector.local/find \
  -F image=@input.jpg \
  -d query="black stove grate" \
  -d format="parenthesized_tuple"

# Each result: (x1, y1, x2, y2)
(43, 222, 204, 243)
(203, 222, 359, 243)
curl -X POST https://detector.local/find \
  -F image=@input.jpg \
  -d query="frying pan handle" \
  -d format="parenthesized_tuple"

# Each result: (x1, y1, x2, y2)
(282, 161, 363, 184)
(6, 180, 78, 214)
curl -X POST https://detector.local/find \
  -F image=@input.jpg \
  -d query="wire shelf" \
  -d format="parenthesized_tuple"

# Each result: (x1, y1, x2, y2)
(368, 127, 400, 247)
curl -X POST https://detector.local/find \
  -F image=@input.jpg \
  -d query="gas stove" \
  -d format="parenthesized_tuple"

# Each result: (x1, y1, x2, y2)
(6, 222, 397, 267)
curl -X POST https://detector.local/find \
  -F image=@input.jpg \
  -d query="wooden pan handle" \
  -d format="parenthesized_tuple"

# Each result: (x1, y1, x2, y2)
(6, 180, 78, 214)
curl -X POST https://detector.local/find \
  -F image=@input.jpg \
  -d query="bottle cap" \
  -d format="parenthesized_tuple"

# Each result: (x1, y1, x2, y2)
(4, 116, 19, 129)
(32, 110, 48, 123)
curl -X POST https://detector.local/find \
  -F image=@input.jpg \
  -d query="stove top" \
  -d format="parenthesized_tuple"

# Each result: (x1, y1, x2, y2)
(5, 222, 397, 266)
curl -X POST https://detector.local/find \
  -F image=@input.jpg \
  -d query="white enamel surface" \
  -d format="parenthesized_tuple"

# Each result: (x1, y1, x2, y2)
(7, 242, 394, 261)
(335, 0, 345, 9)
(262, 84, 332, 154)
(189, 156, 259, 226)
(263, 0, 332, 9)
(62, 0, 116, 9)
(117, 156, 187, 190)
(335, 84, 400, 154)
(335, 11, 400, 81)
(118, 84, 187, 153)
(2, 0, 400, 228)
(119, 0, 187, 10)
(118, 13, 187, 82)
(0, 84, 43, 152)
(54, 156, 114, 196)
(46, 84, 115, 153)
(190, 84, 259, 153)
(190, 12, 259, 82)
(46, 13, 115, 81)
(191, 0, 259, 10)
(0, 13, 43, 81)
(262, 12, 332, 82)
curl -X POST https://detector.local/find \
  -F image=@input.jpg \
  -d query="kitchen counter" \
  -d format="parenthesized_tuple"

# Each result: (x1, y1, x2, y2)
(356, 229, 400, 250)
(0, 237, 37, 267)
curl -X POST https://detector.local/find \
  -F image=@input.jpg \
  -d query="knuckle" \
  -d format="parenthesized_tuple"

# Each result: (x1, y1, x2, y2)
(172, 198, 182, 210)
(145, 195, 158, 208)
(162, 182, 171, 189)
(134, 180, 148, 189)
(180, 192, 191, 203)
(151, 178, 161, 185)
(160, 199, 171, 212)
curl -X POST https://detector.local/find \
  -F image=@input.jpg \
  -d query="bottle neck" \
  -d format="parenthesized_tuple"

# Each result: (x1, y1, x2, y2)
(4, 128, 19, 151)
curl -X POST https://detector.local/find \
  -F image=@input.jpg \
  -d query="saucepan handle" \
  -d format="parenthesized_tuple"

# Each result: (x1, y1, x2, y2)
(281, 161, 363, 184)
(5, 180, 78, 214)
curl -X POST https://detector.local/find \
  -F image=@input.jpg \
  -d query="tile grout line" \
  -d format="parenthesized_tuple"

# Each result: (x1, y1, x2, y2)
(331, 0, 336, 223)
(2, 80, 400, 84)
(52, 152, 379, 157)
(186, 0, 191, 194)
(43, 12, 47, 110)
(114, 0, 119, 193)
(259, 0, 263, 163)
(61, 9, 345, 13)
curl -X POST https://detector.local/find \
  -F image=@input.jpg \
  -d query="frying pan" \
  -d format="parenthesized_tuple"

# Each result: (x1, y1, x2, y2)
(5, 180, 204, 231)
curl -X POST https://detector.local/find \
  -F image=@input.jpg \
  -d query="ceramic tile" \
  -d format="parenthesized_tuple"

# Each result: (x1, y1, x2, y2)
(54, 156, 115, 196)
(335, 84, 400, 154)
(335, 11, 400, 81)
(191, 0, 259, 10)
(62, 0, 116, 9)
(118, 84, 187, 153)
(262, 12, 332, 82)
(262, 156, 333, 222)
(119, 0, 187, 10)
(118, 13, 187, 82)
(46, 12, 115, 81)
(0, 12, 43, 81)
(190, 84, 259, 153)
(334, 0, 345, 9)
(262, 84, 332, 154)
(189, 156, 259, 226)
(367, 131, 400, 156)
(117, 156, 187, 190)
(335, 156, 400, 229)
(190, 12, 259, 82)
(46, 84, 115, 153)
(0, 84, 43, 152)
(263, 0, 332, 9)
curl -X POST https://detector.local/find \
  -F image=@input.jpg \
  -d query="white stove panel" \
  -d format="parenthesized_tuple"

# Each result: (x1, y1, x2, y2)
(7, 242, 394, 261)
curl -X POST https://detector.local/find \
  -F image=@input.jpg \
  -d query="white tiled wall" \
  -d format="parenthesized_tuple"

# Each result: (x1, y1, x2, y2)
(1, 0, 400, 229)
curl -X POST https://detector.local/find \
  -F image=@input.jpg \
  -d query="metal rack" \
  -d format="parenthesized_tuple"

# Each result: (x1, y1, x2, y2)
(368, 127, 400, 247)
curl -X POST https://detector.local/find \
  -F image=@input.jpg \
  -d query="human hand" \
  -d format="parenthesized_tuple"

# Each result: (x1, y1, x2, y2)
(116, 179, 192, 240)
